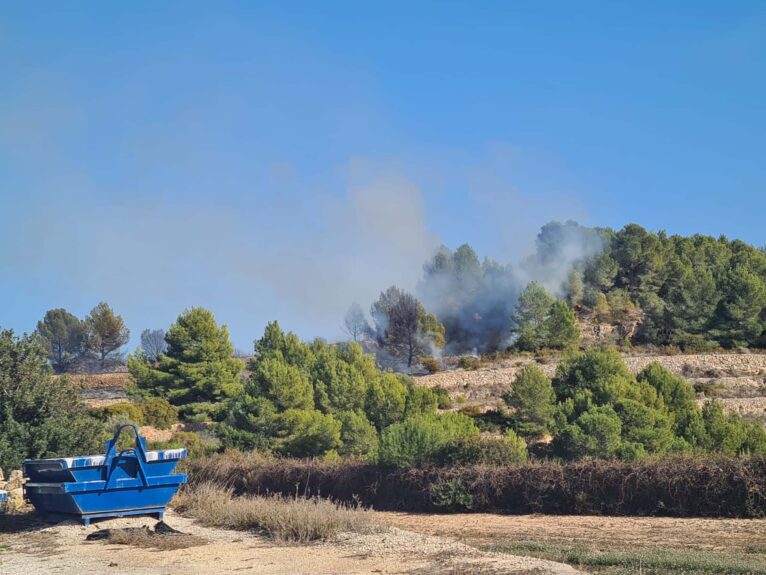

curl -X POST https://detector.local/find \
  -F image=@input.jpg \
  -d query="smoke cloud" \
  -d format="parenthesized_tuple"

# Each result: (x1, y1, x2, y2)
(0, 84, 599, 351)
(2, 161, 439, 348)
(415, 221, 605, 353)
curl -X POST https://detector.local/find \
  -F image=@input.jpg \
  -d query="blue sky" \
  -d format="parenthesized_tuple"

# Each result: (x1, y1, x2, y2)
(1, 1, 765, 350)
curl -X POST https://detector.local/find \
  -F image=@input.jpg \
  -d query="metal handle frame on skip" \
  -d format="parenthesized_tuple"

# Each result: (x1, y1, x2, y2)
(103, 424, 149, 489)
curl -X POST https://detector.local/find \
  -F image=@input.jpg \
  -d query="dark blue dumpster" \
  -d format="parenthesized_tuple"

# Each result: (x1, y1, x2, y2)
(23, 425, 187, 525)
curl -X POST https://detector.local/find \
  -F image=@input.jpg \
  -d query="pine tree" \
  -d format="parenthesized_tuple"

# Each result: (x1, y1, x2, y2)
(129, 308, 244, 419)
(85, 302, 130, 368)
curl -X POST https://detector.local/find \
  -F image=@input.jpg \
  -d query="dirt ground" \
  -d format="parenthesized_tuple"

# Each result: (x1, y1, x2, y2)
(377, 512, 766, 553)
(0, 510, 580, 575)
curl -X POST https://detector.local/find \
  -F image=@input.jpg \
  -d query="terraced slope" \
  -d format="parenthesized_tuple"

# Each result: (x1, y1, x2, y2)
(417, 352, 766, 424)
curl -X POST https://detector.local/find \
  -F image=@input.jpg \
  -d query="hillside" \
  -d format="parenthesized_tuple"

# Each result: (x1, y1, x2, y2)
(417, 351, 766, 424)
(68, 350, 766, 426)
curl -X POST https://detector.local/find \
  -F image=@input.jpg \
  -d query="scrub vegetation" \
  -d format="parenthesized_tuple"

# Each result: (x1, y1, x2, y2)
(173, 482, 380, 542)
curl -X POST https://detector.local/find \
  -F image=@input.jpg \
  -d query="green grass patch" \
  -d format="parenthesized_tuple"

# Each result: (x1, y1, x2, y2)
(485, 541, 766, 575)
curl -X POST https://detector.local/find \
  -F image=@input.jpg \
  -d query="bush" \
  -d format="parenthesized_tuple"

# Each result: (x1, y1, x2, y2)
(420, 356, 441, 374)
(378, 413, 479, 467)
(551, 349, 725, 458)
(99, 399, 179, 430)
(140, 397, 178, 429)
(702, 401, 766, 456)
(457, 405, 483, 417)
(99, 402, 145, 425)
(457, 356, 480, 370)
(434, 433, 528, 466)
(470, 408, 514, 433)
(674, 334, 717, 354)
(694, 381, 724, 398)
(430, 477, 473, 511)
(432, 386, 452, 409)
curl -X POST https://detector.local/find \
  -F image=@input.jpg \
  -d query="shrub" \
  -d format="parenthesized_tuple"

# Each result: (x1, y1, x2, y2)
(403, 381, 439, 418)
(434, 433, 528, 466)
(99, 402, 145, 425)
(432, 386, 452, 409)
(457, 405, 483, 417)
(378, 412, 480, 467)
(140, 397, 178, 429)
(174, 482, 380, 542)
(457, 356, 480, 370)
(674, 334, 717, 354)
(694, 381, 724, 398)
(420, 356, 442, 374)
(471, 408, 514, 433)
(430, 477, 473, 511)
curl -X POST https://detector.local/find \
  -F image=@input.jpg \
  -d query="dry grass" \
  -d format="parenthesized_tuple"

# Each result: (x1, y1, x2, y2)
(173, 482, 382, 543)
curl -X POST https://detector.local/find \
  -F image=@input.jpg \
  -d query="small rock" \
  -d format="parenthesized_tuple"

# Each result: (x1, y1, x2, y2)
(0, 468, 5, 482)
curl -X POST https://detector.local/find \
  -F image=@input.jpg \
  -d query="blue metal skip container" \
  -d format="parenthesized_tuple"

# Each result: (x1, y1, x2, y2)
(23, 425, 187, 525)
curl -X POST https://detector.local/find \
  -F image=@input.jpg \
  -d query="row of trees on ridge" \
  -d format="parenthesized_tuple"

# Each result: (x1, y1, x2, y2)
(344, 222, 766, 363)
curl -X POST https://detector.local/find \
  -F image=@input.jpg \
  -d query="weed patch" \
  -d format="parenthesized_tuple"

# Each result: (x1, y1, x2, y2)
(173, 482, 381, 543)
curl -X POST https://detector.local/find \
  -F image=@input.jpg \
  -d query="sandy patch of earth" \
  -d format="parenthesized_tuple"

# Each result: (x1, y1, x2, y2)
(0, 510, 579, 575)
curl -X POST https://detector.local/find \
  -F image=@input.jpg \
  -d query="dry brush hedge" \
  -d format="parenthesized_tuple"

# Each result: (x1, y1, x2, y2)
(187, 453, 766, 518)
